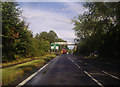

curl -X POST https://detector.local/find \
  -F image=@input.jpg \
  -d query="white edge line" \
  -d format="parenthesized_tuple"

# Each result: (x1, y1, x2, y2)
(16, 63, 48, 87)
(16, 56, 59, 87)
(84, 71, 104, 87)
(102, 71, 120, 80)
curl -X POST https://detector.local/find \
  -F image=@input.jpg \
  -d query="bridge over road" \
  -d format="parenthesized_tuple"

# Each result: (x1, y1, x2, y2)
(51, 42, 77, 51)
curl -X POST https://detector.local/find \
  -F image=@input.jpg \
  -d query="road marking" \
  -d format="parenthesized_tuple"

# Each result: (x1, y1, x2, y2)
(84, 71, 104, 87)
(79, 60, 83, 62)
(16, 63, 48, 87)
(69, 56, 83, 63)
(69, 56, 96, 69)
(75, 63, 81, 68)
(85, 63, 87, 65)
(102, 71, 120, 80)
(67, 57, 74, 62)
(16, 56, 59, 87)
(67, 56, 80, 68)
(102, 62, 113, 65)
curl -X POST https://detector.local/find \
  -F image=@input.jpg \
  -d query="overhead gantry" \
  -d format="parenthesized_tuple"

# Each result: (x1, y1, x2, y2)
(51, 42, 77, 51)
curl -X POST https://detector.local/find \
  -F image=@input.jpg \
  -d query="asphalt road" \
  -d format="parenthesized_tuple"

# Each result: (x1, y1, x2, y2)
(22, 54, 120, 86)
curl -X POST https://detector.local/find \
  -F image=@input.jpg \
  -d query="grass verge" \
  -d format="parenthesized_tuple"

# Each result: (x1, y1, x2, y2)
(1, 53, 56, 68)
(1, 54, 56, 85)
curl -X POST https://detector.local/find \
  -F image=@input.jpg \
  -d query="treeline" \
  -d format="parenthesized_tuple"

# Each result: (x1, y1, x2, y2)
(2, 2, 65, 62)
(73, 2, 120, 58)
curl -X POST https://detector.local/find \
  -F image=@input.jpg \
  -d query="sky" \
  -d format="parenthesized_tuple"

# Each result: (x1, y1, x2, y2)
(18, 2, 86, 43)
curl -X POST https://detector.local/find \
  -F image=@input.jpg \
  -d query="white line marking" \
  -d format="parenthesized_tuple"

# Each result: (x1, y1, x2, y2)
(75, 63, 81, 68)
(67, 56, 80, 68)
(79, 60, 83, 62)
(102, 71, 120, 80)
(69, 56, 83, 63)
(16, 56, 59, 87)
(85, 63, 87, 65)
(16, 63, 48, 87)
(84, 71, 104, 87)
(68, 57, 74, 62)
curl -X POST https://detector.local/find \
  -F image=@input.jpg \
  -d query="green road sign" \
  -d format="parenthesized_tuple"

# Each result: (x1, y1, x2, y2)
(51, 44, 59, 49)
(51, 44, 54, 46)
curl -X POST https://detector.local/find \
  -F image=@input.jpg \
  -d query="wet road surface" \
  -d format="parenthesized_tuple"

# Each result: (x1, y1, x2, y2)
(23, 54, 120, 86)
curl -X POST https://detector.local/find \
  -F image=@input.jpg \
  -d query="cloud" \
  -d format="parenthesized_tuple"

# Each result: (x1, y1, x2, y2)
(19, 2, 85, 43)
(23, 7, 71, 23)
(62, 2, 86, 14)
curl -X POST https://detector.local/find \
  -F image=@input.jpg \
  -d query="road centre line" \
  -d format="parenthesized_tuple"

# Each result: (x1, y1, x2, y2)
(84, 71, 104, 87)
(67, 56, 74, 62)
(67, 56, 81, 68)
(71, 56, 97, 69)
(69, 55, 83, 63)
(68, 56, 103, 87)
(102, 71, 120, 80)
(75, 62, 81, 68)
(69, 55, 120, 81)
(79, 60, 83, 62)
(16, 56, 59, 87)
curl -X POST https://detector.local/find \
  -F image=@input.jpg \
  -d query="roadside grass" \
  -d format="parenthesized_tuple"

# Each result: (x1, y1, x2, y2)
(2, 53, 56, 68)
(1, 54, 56, 85)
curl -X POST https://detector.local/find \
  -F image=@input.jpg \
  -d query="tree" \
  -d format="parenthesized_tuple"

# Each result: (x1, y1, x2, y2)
(2, 2, 67, 62)
(38, 31, 49, 41)
(48, 30, 58, 43)
(57, 38, 67, 42)
(38, 30, 64, 43)
(72, 2, 120, 57)
(2, 2, 36, 61)
(2, 2, 23, 61)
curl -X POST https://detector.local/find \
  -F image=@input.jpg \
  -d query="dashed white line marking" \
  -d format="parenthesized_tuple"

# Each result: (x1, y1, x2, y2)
(68, 57, 74, 62)
(67, 56, 81, 68)
(85, 63, 87, 65)
(75, 63, 81, 68)
(84, 71, 104, 87)
(79, 60, 83, 62)
(102, 71, 120, 80)
(67, 56, 80, 68)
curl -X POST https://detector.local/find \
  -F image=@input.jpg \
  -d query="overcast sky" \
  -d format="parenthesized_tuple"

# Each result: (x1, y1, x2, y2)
(18, 2, 86, 43)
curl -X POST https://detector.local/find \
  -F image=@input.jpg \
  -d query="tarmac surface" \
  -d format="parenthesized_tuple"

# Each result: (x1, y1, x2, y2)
(23, 54, 120, 86)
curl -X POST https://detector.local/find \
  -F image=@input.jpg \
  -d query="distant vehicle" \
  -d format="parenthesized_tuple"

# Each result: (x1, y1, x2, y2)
(61, 48, 67, 54)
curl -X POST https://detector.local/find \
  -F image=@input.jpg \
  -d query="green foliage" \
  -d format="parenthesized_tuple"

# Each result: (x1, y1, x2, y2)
(37, 30, 65, 43)
(73, 2, 120, 57)
(57, 38, 67, 42)
(2, 2, 50, 62)
(48, 30, 58, 43)
(2, 2, 24, 61)
(2, 54, 56, 85)
(2, 2, 65, 62)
